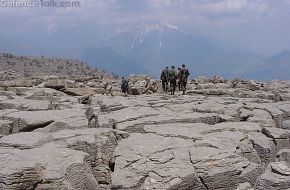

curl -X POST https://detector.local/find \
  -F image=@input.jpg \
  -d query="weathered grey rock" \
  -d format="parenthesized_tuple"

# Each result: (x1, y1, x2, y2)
(2, 72, 290, 190)
(24, 88, 66, 100)
(116, 112, 221, 132)
(0, 128, 127, 189)
(275, 102, 290, 118)
(247, 109, 275, 128)
(1, 97, 51, 111)
(236, 182, 254, 190)
(112, 133, 206, 189)
(0, 147, 100, 190)
(93, 87, 107, 95)
(277, 149, 290, 164)
(50, 128, 125, 187)
(0, 53, 104, 78)
(262, 127, 290, 150)
(255, 165, 290, 190)
(78, 95, 92, 105)
(262, 127, 290, 139)
(0, 132, 52, 149)
(1, 106, 88, 132)
(194, 76, 210, 84)
(247, 132, 277, 165)
(270, 162, 290, 176)
(0, 120, 13, 135)
(190, 147, 263, 189)
(0, 78, 35, 87)
(85, 107, 100, 128)
(44, 79, 66, 90)
(1, 111, 54, 132)
(282, 120, 290, 130)
(63, 87, 96, 96)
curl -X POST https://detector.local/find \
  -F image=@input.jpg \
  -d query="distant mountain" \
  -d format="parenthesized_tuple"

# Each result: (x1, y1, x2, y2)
(103, 23, 266, 79)
(81, 47, 146, 76)
(244, 49, 290, 81)
(125, 23, 222, 76)
(2, 22, 290, 81)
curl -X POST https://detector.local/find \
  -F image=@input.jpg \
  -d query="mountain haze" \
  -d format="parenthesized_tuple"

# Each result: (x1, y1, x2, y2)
(245, 49, 290, 81)
(1, 22, 289, 81)
(81, 23, 289, 81)
(81, 47, 146, 76)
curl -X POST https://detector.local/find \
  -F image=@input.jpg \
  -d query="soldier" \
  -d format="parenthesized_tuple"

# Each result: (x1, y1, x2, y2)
(169, 66, 177, 95)
(180, 64, 190, 95)
(177, 68, 181, 91)
(160, 66, 169, 92)
(121, 77, 129, 94)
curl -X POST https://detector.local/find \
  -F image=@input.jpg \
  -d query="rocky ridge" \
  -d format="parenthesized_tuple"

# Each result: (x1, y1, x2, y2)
(0, 53, 112, 81)
(1, 60, 290, 189)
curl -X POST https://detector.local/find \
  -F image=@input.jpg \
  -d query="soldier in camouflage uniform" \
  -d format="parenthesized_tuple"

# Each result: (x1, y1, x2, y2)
(160, 66, 169, 92)
(180, 64, 190, 95)
(168, 66, 178, 95)
(177, 67, 182, 91)
(121, 77, 129, 94)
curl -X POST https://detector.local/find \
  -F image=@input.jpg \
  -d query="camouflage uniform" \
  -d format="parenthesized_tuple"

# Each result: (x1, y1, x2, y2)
(160, 67, 169, 92)
(177, 68, 182, 91)
(168, 67, 177, 95)
(121, 77, 129, 94)
(180, 66, 190, 95)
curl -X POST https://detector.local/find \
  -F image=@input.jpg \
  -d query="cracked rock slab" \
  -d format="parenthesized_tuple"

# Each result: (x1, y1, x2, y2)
(255, 164, 290, 190)
(190, 147, 263, 190)
(111, 133, 206, 189)
(0, 147, 100, 190)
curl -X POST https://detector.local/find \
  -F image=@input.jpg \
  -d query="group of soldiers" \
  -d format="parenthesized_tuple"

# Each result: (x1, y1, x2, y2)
(160, 64, 190, 95)
(120, 64, 190, 95)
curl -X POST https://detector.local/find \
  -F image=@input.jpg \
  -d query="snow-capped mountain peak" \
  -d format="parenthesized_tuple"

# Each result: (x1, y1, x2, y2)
(143, 23, 180, 33)
(138, 23, 184, 43)
(130, 23, 185, 49)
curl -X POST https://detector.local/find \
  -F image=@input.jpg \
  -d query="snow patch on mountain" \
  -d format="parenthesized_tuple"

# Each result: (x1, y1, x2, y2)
(138, 23, 183, 43)
(131, 23, 184, 49)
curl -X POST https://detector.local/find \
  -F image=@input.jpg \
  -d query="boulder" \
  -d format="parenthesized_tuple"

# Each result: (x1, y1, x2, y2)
(236, 182, 254, 190)
(247, 132, 277, 164)
(282, 120, 290, 130)
(44, 79, 66, 90)
(63, 87, 95, 96)
(270, 162, 290, 176)
(0, 120, 13, 135)
(277, 149, 290, 164)
(255, 164, 290, 190)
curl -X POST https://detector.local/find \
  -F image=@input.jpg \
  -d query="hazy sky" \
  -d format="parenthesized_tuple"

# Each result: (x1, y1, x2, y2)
(1, 0, 290, 55)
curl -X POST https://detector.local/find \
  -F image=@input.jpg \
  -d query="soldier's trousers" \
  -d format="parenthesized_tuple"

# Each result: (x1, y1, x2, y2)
(180, 80, 187, 94)
(170, 81, 176, 95)
(162, 80, 168, 92)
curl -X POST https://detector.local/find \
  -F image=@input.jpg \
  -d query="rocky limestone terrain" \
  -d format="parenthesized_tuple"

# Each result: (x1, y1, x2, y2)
(1, 57, 290, 189)
(0, 53, 112, 81)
